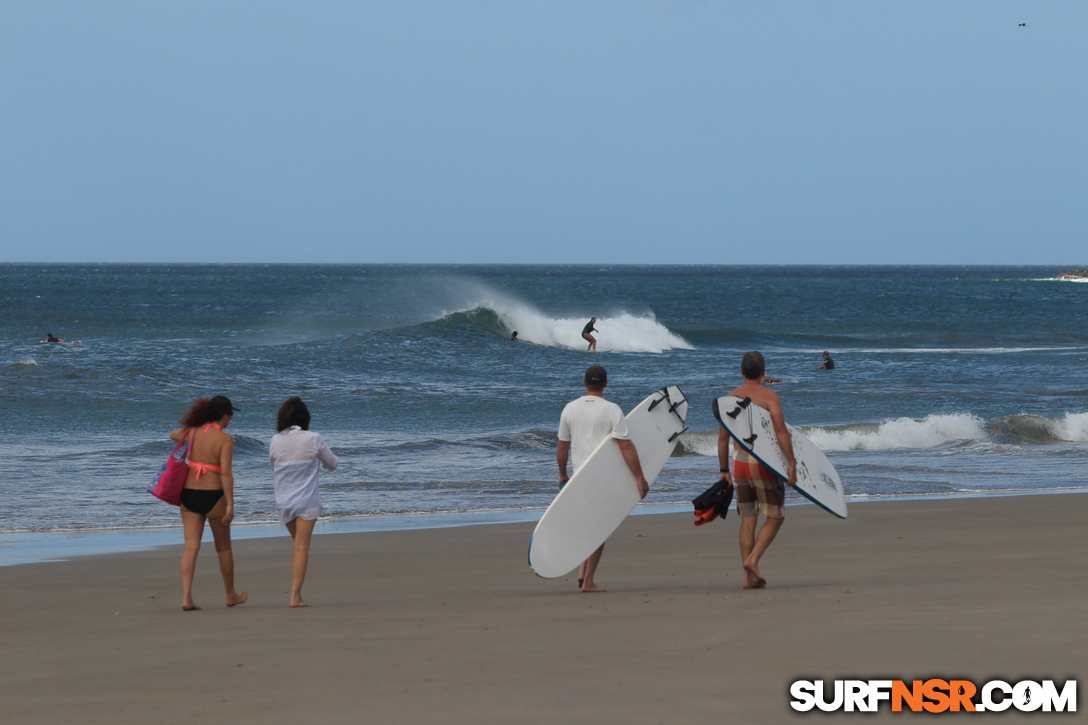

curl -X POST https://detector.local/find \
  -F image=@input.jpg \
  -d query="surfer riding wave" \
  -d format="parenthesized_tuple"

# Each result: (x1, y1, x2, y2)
(581, 318, 598, 352)
(434, 304, 691, 353)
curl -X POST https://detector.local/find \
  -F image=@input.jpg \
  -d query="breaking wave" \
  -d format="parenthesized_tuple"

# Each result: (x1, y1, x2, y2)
(675, 411, 1088, 455)
(1042, 275, 1088, 284)
(806, 414, 988, 451)
(675, 431, 719, 457)
(433, 291, 693, 354)
(999, 412, 1088, 443)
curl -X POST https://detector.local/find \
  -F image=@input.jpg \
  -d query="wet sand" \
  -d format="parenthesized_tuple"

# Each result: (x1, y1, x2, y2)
(0, 494, 1084, 723)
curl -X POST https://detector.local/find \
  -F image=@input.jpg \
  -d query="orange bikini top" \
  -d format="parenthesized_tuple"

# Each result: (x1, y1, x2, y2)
(188, 423, 224, 479)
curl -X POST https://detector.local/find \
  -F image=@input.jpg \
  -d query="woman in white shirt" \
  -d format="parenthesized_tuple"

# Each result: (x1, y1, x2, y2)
(269, 397, 338, 607)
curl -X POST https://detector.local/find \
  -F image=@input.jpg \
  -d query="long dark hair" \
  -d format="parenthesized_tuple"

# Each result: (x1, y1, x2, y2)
(276, 397, 311, 432)
(180, 396, 236, 427)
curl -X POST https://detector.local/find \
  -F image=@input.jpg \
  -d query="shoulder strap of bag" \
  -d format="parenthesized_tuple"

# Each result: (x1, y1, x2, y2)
(184, 427, 197, 463)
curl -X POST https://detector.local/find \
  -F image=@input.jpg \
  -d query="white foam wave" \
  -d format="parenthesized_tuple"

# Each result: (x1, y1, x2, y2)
(1040, 276, 1088, 283)
(1045, 412, 1088, 442)
(804, 414, 988, 452)
(512, 310, 692, 353)
(677, 431, 718, 457)
(444, 284, 693, 354)
(682, 412, 1088, 457)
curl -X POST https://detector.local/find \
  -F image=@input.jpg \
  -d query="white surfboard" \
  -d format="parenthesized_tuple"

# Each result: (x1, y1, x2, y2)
(713, 395, 847, 519)
(529, 386, 688, 578)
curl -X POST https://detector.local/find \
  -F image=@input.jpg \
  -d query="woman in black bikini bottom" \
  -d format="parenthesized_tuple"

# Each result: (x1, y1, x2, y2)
(179, 488, 223, 516)
(169, 395, 247, 611)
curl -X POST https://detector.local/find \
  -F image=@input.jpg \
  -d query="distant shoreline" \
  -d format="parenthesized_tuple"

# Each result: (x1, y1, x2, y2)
(3, 487, 1086, 568)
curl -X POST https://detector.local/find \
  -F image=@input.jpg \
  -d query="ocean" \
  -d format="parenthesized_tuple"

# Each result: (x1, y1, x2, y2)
(2, 264, 1087, 549)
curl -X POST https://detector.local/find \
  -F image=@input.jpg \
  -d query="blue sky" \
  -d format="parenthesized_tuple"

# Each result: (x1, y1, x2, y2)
(1, 1, 1085, 264)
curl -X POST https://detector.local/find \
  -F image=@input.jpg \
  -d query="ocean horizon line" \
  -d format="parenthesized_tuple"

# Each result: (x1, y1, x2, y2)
(3, 262, 1085, 269)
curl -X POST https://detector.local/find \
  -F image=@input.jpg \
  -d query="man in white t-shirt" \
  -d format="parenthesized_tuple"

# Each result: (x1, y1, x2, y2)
(556, 364, 649, 592)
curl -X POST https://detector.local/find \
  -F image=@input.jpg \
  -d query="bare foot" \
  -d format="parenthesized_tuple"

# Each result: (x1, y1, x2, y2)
(743, 563, 766, 589)
(182, 602, 202, 611)
(290, 597, 308, 608)
(226, 591, 248, 607)
(580, 583, 606, 593)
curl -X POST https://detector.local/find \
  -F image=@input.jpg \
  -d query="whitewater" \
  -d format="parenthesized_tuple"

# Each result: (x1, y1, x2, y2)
(678, 411, 1088, 456)
(431, 284, 693, 353)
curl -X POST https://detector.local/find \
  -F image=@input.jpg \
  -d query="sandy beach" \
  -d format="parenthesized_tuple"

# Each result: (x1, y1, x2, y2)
(1, 494, 1083, 724)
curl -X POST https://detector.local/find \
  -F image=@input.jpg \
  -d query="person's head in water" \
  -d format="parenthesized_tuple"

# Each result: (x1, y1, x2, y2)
(276, 396, 311, 432)
(823, 350, 830, 359)
(584, 364, 607, 392)
(741, 351, 766, 380)
(510, 331, 518, 341)
(46, 333, 59, 342)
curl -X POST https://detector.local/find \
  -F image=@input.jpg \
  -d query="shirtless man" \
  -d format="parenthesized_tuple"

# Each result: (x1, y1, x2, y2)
(718, 350, 797, 589)
(556, 364, 648, 592)
(581, 317, 598, 352)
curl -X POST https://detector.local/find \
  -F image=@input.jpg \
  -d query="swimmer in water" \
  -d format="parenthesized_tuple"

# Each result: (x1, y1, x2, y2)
(46, 333, 62, 343)
(510, 331, 519, 342)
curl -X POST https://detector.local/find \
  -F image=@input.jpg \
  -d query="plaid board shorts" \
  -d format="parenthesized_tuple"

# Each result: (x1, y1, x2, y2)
(733, 448, 785, 519)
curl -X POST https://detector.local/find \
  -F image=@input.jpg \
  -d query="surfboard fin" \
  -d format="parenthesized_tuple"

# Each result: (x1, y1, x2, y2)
(743, 433, 758, 445)
(668, 426, 690, 443)
(650, 386, 688, 426)
(726, 397, 752, 420)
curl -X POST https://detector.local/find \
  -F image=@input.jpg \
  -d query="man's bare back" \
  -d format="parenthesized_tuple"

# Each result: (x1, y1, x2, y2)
(729, 377, 785, 419)
(729, 379, 794, 476)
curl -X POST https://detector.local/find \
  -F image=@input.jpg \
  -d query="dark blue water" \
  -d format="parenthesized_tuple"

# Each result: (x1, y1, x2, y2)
(2, 264, 1086, 533)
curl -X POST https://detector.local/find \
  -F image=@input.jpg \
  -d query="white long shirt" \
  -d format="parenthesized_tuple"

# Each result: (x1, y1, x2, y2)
(269, 426, 338, 524)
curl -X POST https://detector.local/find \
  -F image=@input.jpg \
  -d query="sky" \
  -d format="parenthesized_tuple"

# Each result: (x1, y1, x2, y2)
(1, 1, 1085, 265)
